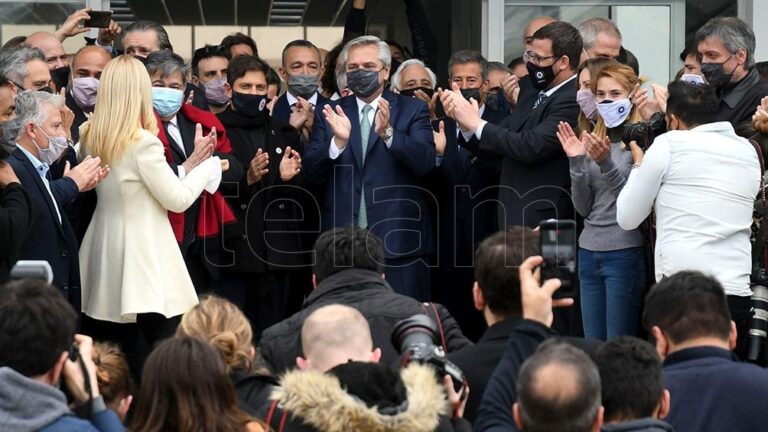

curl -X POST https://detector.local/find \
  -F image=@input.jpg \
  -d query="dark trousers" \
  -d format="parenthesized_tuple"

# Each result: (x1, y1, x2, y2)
(209, 272, 292, 342)
(384, 256, 431, 302)
(728, 294, 752, 360)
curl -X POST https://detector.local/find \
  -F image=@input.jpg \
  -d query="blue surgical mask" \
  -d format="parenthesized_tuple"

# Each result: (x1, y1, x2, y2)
(152, 87, 184, 118)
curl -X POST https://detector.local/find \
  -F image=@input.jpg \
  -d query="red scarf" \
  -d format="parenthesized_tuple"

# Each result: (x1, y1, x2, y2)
(154, 104, 236, 243)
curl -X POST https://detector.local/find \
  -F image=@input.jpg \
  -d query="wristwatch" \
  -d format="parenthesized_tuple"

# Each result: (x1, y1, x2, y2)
(382, 126, 394, 141)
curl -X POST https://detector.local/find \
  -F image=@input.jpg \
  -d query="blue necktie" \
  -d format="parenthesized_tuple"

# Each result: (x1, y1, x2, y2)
(533, 91, 548, 109)
(358, 104, 372, 228)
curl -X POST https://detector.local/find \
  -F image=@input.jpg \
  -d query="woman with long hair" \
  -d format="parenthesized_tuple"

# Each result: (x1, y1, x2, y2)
(176, 295, 277, 417)
(131, 336, 266, 432)
(78, 55, 223, 350)
(557, 63, 646, 340)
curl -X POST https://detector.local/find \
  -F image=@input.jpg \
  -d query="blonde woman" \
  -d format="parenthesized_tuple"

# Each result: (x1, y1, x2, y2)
(78, 55, 222, 349)
(556, 63, 646, 340)
(177, 296, 276, 417)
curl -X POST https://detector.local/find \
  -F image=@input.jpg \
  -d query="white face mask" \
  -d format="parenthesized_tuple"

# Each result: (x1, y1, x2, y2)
(33, 125, 69, 165)
(680, 73, 705, 85)
(596, 98, 633, 128)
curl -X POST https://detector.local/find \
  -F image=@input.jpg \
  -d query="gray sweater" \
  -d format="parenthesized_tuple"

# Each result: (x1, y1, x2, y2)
(569, 142, 643, 251)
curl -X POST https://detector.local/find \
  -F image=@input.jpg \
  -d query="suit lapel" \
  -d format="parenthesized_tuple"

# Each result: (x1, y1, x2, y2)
(12, 150, 65, 236)
(177, 113, 196, 158)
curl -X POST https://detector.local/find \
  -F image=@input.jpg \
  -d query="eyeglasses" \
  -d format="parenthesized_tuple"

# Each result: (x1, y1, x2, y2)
(525, 51, 562, 66)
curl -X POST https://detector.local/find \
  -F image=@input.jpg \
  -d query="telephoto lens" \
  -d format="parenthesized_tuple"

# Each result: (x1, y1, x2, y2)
(391, 314, 466, 392)
(748, 284, 768, 364)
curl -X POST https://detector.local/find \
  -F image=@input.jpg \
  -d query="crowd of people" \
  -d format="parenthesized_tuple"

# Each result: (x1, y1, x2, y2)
(3, 0, 768, 431)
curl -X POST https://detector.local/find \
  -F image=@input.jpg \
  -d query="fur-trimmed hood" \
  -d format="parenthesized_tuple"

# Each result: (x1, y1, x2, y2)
(272, 363, 447, 432)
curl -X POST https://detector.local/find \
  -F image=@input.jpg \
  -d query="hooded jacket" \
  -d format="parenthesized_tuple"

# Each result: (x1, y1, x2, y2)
(257, 268, 472, 374)
(268, 363, 468, 432)
(602, 418, 676, 432)
(0, 366, 123, 432)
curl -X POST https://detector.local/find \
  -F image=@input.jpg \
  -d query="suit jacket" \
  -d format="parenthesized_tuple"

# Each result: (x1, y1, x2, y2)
(433, 106, 508, 266)
(303, 89, 436, 258)
(7, 149, 80, 309)
(272, 91, 330, 126)
(0, 182, 35, 284)
(163, 108, 243, 256)
(478, 75, 578, 228)
(79, 130, 220, 323)
(447, 318, 520, 423)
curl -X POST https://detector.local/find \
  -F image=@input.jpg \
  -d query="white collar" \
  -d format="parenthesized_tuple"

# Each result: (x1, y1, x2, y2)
(286, 91, 319, 107)
(544, 74, 577, 97)
(167, 115, 179, 128)
(356, 94, 383, 114)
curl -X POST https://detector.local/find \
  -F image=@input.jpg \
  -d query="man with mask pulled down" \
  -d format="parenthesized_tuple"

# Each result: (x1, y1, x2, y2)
(695, 17, 768, 136)
(5, 91, 107, 310)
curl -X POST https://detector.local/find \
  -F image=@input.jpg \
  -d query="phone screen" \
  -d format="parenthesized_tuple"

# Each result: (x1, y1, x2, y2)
(83, 11, 112, 28)
(539, 219, 577, 297)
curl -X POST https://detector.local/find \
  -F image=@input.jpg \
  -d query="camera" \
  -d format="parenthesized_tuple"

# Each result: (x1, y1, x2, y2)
(748, 267, 768, 365)
(391, 314, 465, 392)
(622, 112, 667, 151)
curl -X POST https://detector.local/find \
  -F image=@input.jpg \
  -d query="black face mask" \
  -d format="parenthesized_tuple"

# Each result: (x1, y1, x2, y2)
(231, 92, 270, 121)
(399, 86, 435, 98)
(460, 87, 482, 103)
(701, 55, 735, 90)
(347, 69, 382, 98)
(37, 85, 54, 93)
(50, 67, 70, 92)
(485, 87, 502, 111)
(526, 60, 558, 91)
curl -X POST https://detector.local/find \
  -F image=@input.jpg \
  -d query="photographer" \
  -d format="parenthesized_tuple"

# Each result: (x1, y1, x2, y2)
(617, 80, 761, 358)
(264, 304, 471, 432)
(0, 279, 123, 431)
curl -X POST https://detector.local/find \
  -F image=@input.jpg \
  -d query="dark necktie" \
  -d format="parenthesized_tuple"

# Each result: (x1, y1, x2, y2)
(533, 91, 548, 109)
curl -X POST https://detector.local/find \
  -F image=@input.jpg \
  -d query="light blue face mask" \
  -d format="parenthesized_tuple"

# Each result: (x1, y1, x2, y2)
(152, 87, 184, 118)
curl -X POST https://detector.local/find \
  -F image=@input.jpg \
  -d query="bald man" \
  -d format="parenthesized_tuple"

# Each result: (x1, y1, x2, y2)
(66, 45, 111, 141)
(523, 17, 556, 58)
(296, 304, 382, 372)
(24, 32, 70, 91)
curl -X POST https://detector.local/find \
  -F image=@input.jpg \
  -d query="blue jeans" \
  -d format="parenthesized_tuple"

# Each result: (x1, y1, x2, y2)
(578, 247, 646, 340)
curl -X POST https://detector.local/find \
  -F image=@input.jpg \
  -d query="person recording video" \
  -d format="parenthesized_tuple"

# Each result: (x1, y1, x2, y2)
(616, 80, 762, 359)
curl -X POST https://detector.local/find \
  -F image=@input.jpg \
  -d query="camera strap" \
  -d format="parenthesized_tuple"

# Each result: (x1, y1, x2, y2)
(420, 302, 448, 353)
(749, 139, 768, 269)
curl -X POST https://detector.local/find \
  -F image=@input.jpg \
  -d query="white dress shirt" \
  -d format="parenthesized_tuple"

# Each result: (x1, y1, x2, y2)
(286, 91, 319, 107)
(328, 94, 393, 159)
(474, 74, 576, 139)
(166, 115, 188, 179)
(18, 144, 62, 224)
(616, 122, 761, 296)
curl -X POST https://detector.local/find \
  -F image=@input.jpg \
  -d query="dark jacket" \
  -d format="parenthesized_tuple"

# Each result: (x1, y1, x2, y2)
(478, 75, 577, 228)
(264, 363, 471, 432)
(272, 91, 330, 127)
(717, 68, 768, 137)
(0, 182, 34, 284)
(7, 149, 81, 310)
(303, 90, 436, 259)
(217, 107, 309, 272)
(0, 366, 124, 432)
(65, 88, 89, 143)
(663, 346, 768, 432)
(257, 268, 471, 374)
(230, 369, 278, 419)
(601, 418, 675, 432)
(447, 317, 521, 423)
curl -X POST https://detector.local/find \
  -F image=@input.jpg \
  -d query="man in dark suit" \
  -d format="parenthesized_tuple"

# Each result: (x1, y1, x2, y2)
(274, 39, 330, 140)
(145, 51, 243, 293)
(6, 91, 106, 310)
(441, 21, 582, 228)
(645, 271, 768, 432)
(304, 35, 436, 301)
(447, 226, 536, 423)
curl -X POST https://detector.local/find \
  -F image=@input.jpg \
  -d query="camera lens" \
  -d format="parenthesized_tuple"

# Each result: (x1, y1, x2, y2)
(391, 314, 439, 355)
